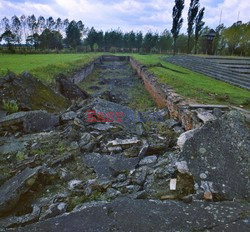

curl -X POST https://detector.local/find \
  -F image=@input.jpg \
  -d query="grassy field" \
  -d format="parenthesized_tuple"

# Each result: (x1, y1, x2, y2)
(0, 53, 100, 83)
(131, 54, 250, 109)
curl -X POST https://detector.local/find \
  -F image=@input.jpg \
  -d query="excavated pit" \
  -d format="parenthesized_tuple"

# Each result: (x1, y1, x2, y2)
(79, 59, 156, 111)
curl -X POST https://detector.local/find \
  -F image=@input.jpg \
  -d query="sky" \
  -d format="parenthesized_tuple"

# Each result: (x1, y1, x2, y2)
(0, 0, 250, 33)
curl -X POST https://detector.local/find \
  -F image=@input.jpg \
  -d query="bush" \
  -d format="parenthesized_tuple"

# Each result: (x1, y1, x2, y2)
(2, 99, 19, 114)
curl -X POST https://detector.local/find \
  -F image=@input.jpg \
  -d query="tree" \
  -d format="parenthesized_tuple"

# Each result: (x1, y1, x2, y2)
(171, 0, 185, 55)
(135, 31, 143, 52)
(143, 31, 158, 53)
(157, 29, 173, 53)
(86, 27, 99, 51)
(213, 24, 226, 55)
(1, 30, 16, 50)
(20, 15, 28, 41)
(187, 0, 199, 53)
(27, 15, 37, 37)
(1, 17, 10, 31)
(65, 21, 81, 49)
(37, 16, 46, 34)
(26, 33, 40, 48)
(11, 15, 22, 44)
(46, 17, 55, 30)
(39, 29, 63, 50)
(194, 7, 205, 54)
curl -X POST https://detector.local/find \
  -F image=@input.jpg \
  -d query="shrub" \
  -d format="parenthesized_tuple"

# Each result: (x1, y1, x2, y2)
(2, 99, 19, 114)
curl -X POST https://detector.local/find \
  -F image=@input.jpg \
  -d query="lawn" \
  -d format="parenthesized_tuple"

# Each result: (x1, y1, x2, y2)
(131, 54, 250, 109)
(0, 53, 100, 83)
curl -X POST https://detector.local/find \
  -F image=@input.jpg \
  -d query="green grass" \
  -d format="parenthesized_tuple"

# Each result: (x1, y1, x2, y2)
(0, 53, 101, 83)
(131, 54, 250, 109)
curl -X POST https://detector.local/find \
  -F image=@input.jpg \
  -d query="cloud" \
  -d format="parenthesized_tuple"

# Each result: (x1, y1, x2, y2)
(0, 0, 249, 34)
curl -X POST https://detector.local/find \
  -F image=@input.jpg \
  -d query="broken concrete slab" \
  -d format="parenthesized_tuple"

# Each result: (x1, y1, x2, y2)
(0, 111, 59, 133)
(12, 197, 250, 232)
(0, 167, 56, 215)
(179, 111, 250, 201)
(56, 75, 89, 100)
(85, 98, 144, 132)
(83, 153, 139, 178)
(106, 137, 141, 149)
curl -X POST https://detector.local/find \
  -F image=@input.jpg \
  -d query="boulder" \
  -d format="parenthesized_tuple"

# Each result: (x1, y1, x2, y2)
(56, 75, 89, 100)
(0, 110, 59, 133)
(180, 111, 250, 201)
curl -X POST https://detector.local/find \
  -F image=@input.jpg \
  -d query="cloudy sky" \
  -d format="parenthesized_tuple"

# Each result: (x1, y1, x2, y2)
(0, 0, 249, 33)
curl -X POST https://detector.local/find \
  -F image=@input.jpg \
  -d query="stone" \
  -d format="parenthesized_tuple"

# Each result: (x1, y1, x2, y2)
(40, 203, 67, 221)
(124, 146, 140, 157)
(126, 185, 141, 193)
(213, 108, 223, 118)
(180, 111, 250, 201)
(79, 133, 96, 152)
(107, 137, 141, 149)
(51, 154, 74, 167)
(60, 111, 77, 122)
(112, 180, 131, 189)
(68, 180, 84, 191)
(15, 197, 250, 232)
(56, 75, 89, 100)
(0, 110, 59, 133)
(175, 161, 189, 174)
(132, 167, 148, 186)
(131, 191, 147, 199)
(135, 122, 146, 136)
(0, 166, 56, 215)
(116, 174, 127, 182)
(173, 126, 184, 134)
(83, 153, 139, 179)
(182, 195, 193, 203)
(196, 109, 217, 123)
(0, 205, 40, 228)
(177, 128, 199, 150)
(139, 156, 157, 166)
(166, 119, 179, 128)
(106, 188, 121, 199)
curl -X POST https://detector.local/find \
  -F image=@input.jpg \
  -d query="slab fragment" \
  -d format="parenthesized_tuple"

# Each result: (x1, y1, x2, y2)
(83, 153, 139, 178)
(180, 111, 250, 201)
(12, 197, 250, 232)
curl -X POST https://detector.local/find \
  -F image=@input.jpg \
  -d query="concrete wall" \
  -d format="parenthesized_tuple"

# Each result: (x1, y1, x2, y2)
(129, 57, 204, 130)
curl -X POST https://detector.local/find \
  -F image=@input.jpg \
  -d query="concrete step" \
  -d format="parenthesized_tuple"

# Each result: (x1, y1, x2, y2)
(167, 57, 250, 89)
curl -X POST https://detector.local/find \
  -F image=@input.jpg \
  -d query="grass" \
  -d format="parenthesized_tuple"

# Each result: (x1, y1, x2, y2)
(130, 54, 250, 109)
(0, 53, 101, 83)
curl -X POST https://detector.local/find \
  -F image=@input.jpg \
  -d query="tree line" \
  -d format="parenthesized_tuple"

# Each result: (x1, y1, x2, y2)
(0, 0, 249, 56)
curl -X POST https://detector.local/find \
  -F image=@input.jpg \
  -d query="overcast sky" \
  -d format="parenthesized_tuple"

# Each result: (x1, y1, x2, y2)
(0, 0, 249, 33)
